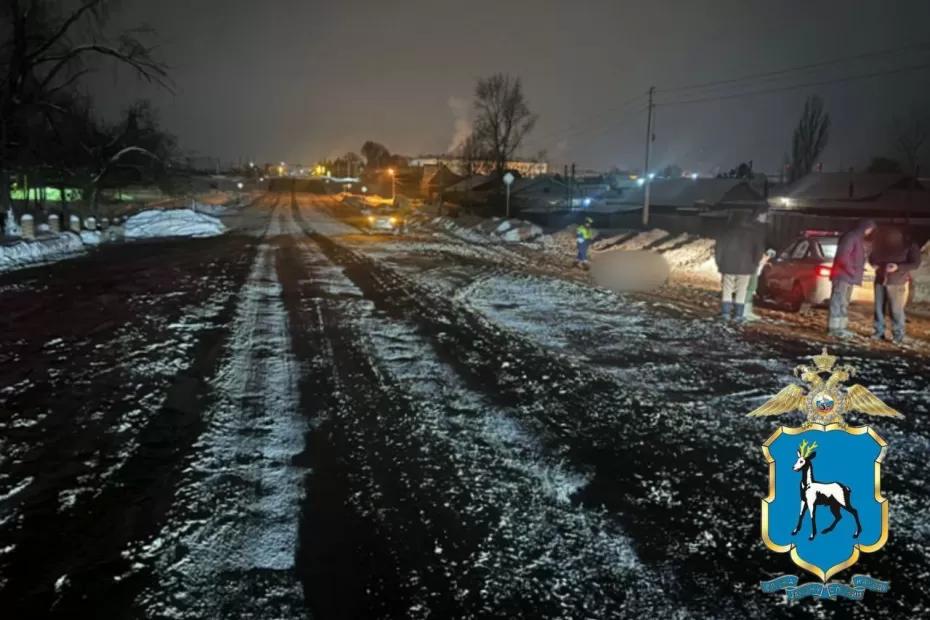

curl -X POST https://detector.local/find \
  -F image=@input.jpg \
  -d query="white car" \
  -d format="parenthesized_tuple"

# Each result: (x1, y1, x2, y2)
(364, 209, 404, 234)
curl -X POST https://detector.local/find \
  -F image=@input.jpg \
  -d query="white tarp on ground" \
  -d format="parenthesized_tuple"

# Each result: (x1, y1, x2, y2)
(124, 209, 227, 239)
(0, 233, 86, 272)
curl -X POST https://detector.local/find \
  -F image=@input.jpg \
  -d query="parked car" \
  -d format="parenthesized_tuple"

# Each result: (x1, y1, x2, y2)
(757, 230, 905, 311)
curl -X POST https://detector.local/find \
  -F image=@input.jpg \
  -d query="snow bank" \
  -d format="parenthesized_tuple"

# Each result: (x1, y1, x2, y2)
(124, 209, 227, 239)
(0, 233, 86, 272)
(79, 230, 103, 246)
(191, 200, 227, 216)
(660, 237, 718, 275)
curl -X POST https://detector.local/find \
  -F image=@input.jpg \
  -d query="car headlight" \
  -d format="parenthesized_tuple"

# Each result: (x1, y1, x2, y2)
(389, 217, 397, 225)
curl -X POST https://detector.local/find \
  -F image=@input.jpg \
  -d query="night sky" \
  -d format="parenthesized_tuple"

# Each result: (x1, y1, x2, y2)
(92, 0, 930, 174)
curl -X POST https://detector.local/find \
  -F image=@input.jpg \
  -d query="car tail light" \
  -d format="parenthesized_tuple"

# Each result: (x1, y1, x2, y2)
(816, 265, 831, 278)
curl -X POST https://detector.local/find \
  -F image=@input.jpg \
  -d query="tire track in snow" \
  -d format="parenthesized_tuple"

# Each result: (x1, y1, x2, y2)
(131, 201, 307, 619)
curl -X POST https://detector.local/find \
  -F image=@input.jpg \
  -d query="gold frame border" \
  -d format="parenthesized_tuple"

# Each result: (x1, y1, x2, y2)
(760, 423, 888, 582)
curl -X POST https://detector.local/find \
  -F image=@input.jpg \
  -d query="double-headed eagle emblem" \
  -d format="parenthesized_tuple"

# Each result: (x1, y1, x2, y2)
(747, 348, 902, 425)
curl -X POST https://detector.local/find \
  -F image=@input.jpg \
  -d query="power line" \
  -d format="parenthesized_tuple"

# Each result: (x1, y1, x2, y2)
(531, 92, 647, 146)
(656, 60, 930, 107)
(658, 40, 930, 95)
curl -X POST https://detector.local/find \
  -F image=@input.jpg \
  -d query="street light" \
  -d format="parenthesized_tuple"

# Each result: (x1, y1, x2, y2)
(387, 168, 396, 201)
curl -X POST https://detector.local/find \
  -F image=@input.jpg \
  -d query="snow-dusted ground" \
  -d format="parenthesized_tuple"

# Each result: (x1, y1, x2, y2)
(124, 208, 227, 239)
(3, 193, 928, 618)
(289, 229, 674, 616)
(295, 195, 930, 619)
(132, 204, 306, 619)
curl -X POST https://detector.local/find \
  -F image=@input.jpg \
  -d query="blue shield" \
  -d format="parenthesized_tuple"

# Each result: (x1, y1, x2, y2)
(762, 425, 888, 581)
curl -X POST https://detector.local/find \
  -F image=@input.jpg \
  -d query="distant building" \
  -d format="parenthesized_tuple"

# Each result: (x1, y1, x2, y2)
(411, 155, 548, 177)
(771, 172, 928, 216)
(618, 178, 766, 213)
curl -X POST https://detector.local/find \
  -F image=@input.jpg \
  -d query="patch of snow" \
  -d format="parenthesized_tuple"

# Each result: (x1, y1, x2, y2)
(124, 209, 227, 239)
(79, 230, 102, 245)
(0, 476, 33, 503)
(190, 200, 227, 216)
(0, 233, 85, 272)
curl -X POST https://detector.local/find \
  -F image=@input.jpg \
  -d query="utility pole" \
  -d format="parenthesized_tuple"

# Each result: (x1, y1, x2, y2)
(642, 86, 655, 226)
(568, 162, 575, 209)
(563, 164, 569, 208)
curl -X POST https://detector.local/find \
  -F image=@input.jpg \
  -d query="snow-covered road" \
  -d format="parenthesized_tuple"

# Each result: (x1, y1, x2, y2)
(1, 191, 927, 619)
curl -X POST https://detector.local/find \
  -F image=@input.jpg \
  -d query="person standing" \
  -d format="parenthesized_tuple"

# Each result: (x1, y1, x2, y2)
(870, 227, 921, 344)
(827, 219, 876, 338)
(744, 248, 776, 321)
(576, 217, 594, 270)
(714, 211, 765, 321)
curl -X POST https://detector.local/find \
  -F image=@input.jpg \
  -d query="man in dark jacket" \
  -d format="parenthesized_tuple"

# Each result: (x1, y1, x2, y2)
(828, 218, 876, 338)
(870, 227, 921, 344)
(714, 212, 766, 321)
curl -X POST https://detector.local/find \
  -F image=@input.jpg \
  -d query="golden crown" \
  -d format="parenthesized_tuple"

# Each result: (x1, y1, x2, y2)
(812, 347, 837, 372)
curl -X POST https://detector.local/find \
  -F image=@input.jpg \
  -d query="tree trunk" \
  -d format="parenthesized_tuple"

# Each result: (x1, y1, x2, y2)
(0, 169, 9, 236)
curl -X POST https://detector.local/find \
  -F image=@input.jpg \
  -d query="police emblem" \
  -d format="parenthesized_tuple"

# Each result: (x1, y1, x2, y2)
(747, 348, 902, 600)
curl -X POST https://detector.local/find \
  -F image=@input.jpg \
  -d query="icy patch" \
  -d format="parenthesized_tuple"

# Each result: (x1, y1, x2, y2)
(124, 209, 226, 239)
(0, 233, 85, 272)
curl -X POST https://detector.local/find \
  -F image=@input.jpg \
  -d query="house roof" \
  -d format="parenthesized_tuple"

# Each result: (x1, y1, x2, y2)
(777, 172, 923, 202)
(446, 175, 494, 192)
(619, 178, 764, 208)
(510, 176, 566, 195)
(425, 165, 464, 189)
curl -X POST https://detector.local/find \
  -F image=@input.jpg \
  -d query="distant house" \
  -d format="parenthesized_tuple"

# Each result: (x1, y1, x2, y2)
(411, 155, 548, 177)
(508, 176, 568, 210)
(446, 175, 496, 195)
(772, 172, 929, 216)
(422, 164, 465, 200)
(617, 178, 766, 213)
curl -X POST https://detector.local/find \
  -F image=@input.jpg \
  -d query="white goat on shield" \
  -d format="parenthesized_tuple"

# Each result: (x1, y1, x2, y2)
(790, 439, 862, 541)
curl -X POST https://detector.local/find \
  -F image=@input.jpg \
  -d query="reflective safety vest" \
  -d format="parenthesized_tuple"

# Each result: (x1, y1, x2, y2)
(576, 225, 593, 243)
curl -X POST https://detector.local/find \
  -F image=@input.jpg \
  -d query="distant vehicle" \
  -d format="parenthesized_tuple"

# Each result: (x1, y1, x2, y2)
(757, 230, 909, 311)
(364, 208, 405, 234)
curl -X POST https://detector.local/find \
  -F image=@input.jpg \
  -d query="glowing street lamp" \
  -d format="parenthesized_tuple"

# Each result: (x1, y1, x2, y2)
(387, 168, 396, 201)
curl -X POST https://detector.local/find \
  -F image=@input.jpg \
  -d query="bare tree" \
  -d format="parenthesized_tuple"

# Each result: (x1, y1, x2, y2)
(472, 73, 537, 181)
(456, 132, 486, 177)
(360, 141, 390, 170)
(0, 0, 169, 217)
(890, 107, 928, 174)
(790, 95, 830, 182)
(84, 100, 175, 212)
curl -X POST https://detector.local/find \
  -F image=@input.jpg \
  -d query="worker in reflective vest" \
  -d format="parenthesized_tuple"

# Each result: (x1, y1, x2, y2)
(576, 217, 594, 270)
